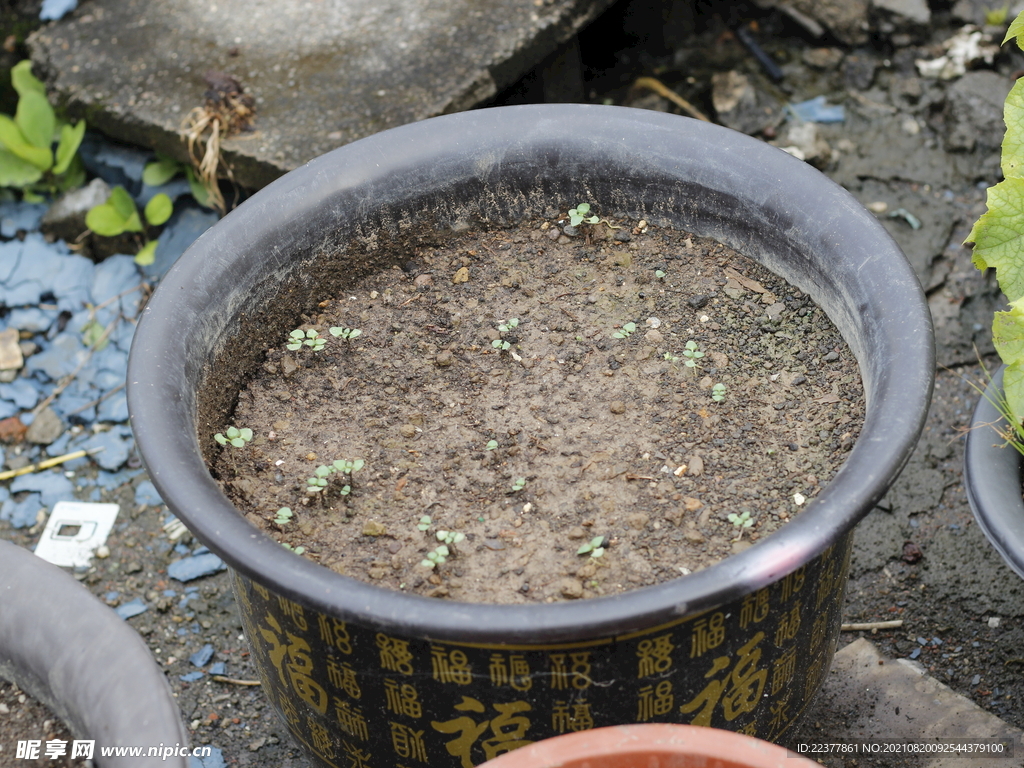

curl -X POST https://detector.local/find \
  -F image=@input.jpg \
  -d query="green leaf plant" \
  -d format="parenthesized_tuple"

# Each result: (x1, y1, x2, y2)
(86, 185, 173, 266)
(965, 10, 1024, 453)
(0, 61, 86, 198)
(142, 152, 215, 209)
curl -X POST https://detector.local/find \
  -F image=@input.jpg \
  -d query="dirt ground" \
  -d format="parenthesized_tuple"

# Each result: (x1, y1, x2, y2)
(3, 1, 1024, 767)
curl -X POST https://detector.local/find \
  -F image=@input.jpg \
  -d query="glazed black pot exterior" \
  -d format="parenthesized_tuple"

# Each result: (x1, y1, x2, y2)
(965, 366, 1024, 579)
(0, 540, 189, 767)
(128, 105, 934, 766)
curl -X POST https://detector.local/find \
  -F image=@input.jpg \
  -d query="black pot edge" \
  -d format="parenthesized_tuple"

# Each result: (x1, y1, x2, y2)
(128, 104, 935, 643)
(0, 540, 190, 768)
(964, 366, 1024, 579)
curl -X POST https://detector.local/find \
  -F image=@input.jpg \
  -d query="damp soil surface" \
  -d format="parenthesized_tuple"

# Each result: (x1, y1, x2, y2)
(0, 681, 89, 768)
(210, 214, 864, 604)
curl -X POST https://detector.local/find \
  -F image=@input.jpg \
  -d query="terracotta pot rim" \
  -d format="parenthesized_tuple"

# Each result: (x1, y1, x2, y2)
(477, 724, 822, 768)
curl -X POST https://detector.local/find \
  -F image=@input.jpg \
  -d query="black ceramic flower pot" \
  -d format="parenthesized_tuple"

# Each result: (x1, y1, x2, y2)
(964, 366, 1024, 578)
(0, 540, 189, 767)
(127, 105, 934, 767)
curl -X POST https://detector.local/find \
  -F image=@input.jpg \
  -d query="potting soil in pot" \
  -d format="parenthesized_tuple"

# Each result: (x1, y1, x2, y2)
(209, 213, 864, 603)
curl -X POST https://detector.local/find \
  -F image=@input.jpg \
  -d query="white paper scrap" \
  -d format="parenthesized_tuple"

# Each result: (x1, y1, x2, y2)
(34, 501, 120, 568)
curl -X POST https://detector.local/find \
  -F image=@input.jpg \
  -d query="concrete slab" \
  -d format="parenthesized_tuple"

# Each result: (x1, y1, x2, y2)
(804, 639, 1023, 767)
(27, 0, 616, 189)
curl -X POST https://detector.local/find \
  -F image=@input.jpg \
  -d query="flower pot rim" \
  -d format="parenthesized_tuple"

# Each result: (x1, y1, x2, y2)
(965, 365, 1024, 579)
(0, 539, 189, 767)
(128, 104, 934, 642)
(476, 723, 820, 768)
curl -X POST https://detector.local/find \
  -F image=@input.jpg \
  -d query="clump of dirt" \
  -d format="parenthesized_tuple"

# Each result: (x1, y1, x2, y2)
(209, 213, 864, 603)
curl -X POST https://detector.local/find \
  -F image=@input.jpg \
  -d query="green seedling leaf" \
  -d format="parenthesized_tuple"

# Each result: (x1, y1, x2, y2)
(0, 147, 43, 187)
(53, 120, 86, 175)
(15, 90, 55, 150)
(417, 515, 432, 531)
(486, 439, 498, 450)
(145, 193, 173, 226)
(143, 156, 182, 187)
(11, 61, 46, 98)
(274, 507, 294, 525)
(134, 240, 158, 266)
(0, 114, 52, 171)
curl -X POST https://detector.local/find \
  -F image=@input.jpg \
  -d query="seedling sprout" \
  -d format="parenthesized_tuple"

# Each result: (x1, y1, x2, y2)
(576, 535, 606, 558)
(214, 426, 253, 447)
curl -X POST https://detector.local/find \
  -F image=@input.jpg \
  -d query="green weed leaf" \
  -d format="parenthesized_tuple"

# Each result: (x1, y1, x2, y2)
(185, 166, 213, 208)
(11, 61, 45, 98)
(54, 120, 86, 174)
(144, 193, 173, 226)
(15, 90, 55, 150)
(1007, 11, 1024, 49)
(134, 240, 158, 266)
(0, 114, 52, 171)
(109, 186, 137, 220)
(85, 204, 128, 236)
(143, 156, 181, 187)
(0, 147, 43, 186)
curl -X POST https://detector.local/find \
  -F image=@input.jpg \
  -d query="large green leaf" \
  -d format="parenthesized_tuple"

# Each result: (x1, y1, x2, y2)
(1004, 80, 1024, 178)
(1003, 361, 1024, 430)
(966, 177, 1024, 302)
(53, 120, 85, 174)
(0, 114, 52, 171)
(10, 61, 45, 98)
(144, 193, 173, 226)
(994, 299, 1024, 365)
(0, 147, 43, 187)
(15, 91, 55, 150)
(86, 203, 129, 237)
(142, 156, 181, 187)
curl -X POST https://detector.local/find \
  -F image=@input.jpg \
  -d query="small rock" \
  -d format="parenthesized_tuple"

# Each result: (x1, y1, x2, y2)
(452, 267, 470, 284)
(362, 520, 387, 536)
(0, 415, 26, 443)
(626, 512, 649, 530)
(609, 400, 626, 414)
(558, 578, 584, 599)
(190, 644, 215, 668)
(683, 497, 703, 512)
(25, 406, 64, 445)
(711, 71, 784, 136)
(435, 350, 454, 367)
(803, 47, 844, 69)
(901, 540, 923, 564)
(0, 328, 23, 371)
(248, 738, 267, 752)
(399, 424, 418, 438)
(168, 552, 226, 582)
(644, 329, 663, 343)
(687, 456, 704, 476)
(280, 356, 299, 376)
(115, 598, 148, 620)
(39, 178, 112, 246)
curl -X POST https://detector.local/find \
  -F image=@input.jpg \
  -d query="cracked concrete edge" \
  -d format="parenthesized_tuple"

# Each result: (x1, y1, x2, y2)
(823, 638, 1022, 767)
(27, 0, 617, 191)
